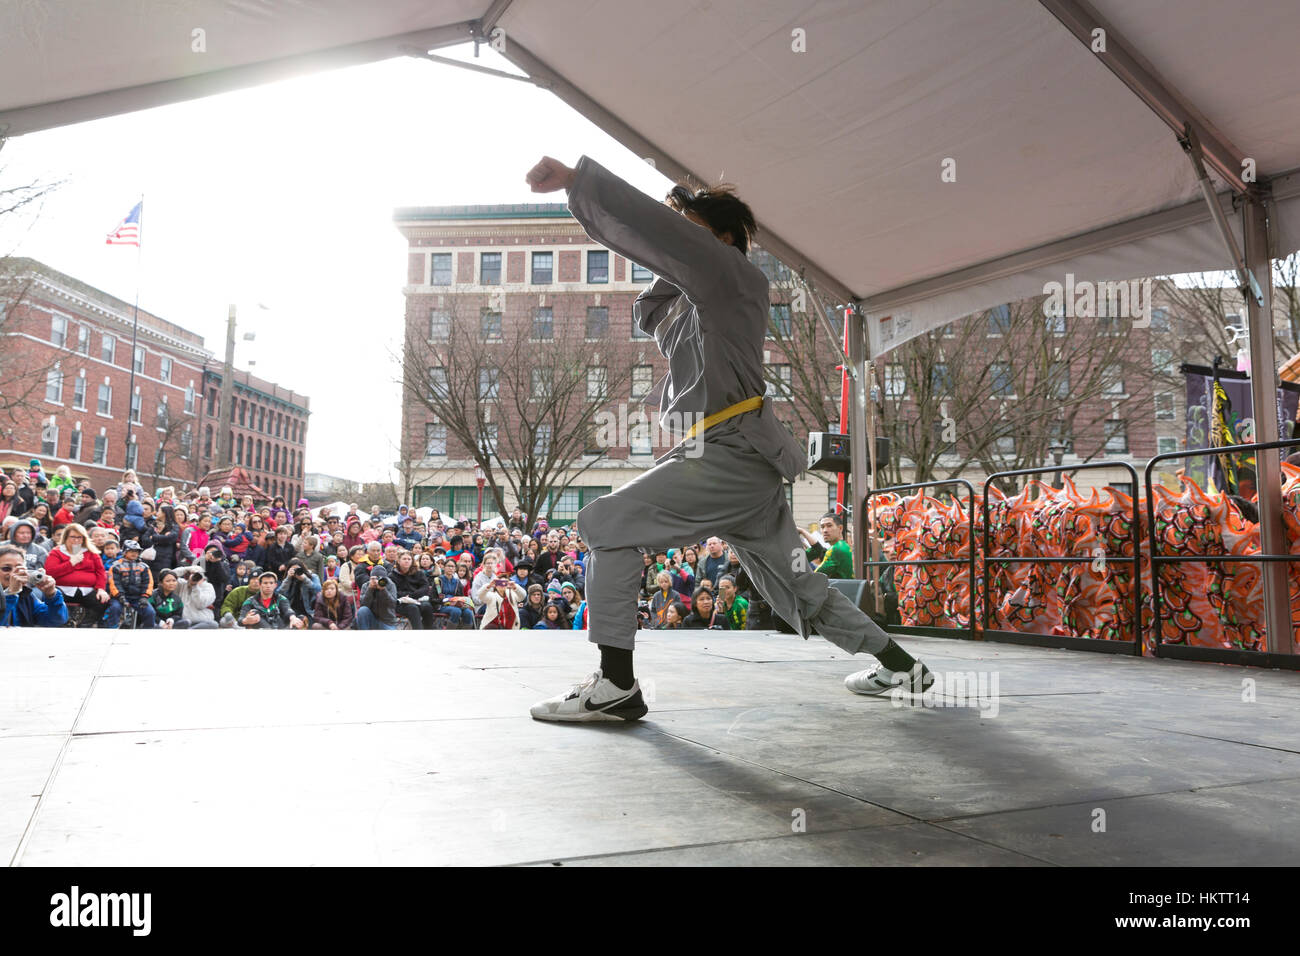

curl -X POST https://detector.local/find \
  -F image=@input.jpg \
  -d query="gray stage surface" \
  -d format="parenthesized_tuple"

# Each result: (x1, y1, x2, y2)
(2, 625, 1298, 866)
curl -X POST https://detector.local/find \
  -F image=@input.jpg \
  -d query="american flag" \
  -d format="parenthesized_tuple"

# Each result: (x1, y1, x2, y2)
(106, 201, 142, 246)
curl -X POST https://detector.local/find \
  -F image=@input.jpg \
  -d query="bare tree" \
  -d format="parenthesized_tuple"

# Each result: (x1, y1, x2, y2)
(873, 297, 1144, 490)
(143, 401, 196, 490)
(400, 286, 634, 525)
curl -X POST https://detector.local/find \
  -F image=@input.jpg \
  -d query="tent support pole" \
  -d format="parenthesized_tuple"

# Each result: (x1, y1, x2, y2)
(1243, 194, 1295, 654)
(847, 302, 869, 580)
(1179, 127, 1264, 306)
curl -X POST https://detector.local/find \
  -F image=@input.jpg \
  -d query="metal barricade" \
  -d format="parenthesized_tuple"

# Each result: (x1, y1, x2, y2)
(864, 478, 978, 641)
(981, 462, 1143, 655)
(1144, 438, 1300, 670)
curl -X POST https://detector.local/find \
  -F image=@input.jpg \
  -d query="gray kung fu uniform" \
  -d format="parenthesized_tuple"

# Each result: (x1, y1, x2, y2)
(566, 155, 891, 657)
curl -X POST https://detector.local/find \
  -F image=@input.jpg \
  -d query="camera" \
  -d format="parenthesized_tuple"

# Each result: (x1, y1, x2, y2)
(28, 567, 47, 586)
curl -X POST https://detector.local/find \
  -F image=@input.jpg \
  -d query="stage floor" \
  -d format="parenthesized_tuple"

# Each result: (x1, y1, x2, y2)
(3, 625, 1298, 866)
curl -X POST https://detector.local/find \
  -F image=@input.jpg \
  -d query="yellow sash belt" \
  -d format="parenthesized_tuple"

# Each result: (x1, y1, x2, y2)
(684, 395, 764, 441)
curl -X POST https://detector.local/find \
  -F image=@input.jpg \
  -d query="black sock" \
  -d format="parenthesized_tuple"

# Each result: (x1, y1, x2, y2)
(599, 644, 635, 690)
(876, 639, 917, 673)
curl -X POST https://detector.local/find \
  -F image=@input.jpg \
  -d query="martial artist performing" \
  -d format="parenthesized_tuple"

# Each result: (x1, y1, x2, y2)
(524, 154, 934, 721)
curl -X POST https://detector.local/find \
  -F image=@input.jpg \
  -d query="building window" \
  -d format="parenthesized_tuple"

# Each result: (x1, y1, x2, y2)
(884, 364, 905, 398)
(1104, 420, 1128, 453)
(994, 433, 1016, 456)
(534, 423, 552, 455)
(479, 424, 498, 456)
(630, 422, 652, 456)
(533, 307, 553, 341)
(156, 395, 169, 427)
(769, 304, 792, 338)
(479, 368, 499, 401)
(1155, 393, 1176, 420)
(426, 424, 447, 457)
(1102, 366, 1125, 396)
(1157, 436, 1179, 456)
(480, 309, 503, 342)
(586, 306, 608, 339)
(988, 304, 1012, 336)
(256, 439, 263, 470)
(131, 391, 142, 424)
(51, 315, 67, 347)
(632, 315, 652, 340)
(125, 441, 138, 471)
(134, 346, 145, 374)
(76, 325, 90, 355)
(237, 434, 244, 465)
(1151, 349, 1174, 374)
(991, 362, 1014, 397)
(587, 250, 609, 284)
(631, 261, 652, 282)
(98, 383, 112, 415)
(587, 366, 607, 401)
(631, 365, 653, 399)
(41, 421, 58, 456)
(180, 426, 192, 459)
(1035, 362, 1063, 400)
(273, 445, 280, 473)
(1045, 311, 1066, 335)
(531, 251, 553, 284)
(480, 252, 502, 285)
(101, 335, 116, 364)
(931, 364, 952, 395)
(68, 429, 81, 461)
(431, 252, 452, 285)
(93, 434, 108, 465)
(275, 414, 282, 438)
(429, 367, 448, 400)
(45, 368, 63, 404)
(429, 309, 450, 341)
(160, 356, 172, 384)
(750, 249, 792, 282)
(185, 385, 195, 415)
(531, 368, 552, 401)
(1100, 315, 1122, 337)
(204, 425, 213, 458)
(768, 363, 792, 400)
(1150, 307, 1171, 332)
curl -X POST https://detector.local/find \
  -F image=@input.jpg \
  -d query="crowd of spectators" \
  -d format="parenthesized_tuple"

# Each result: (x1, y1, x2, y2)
(1, 459, 851, 631)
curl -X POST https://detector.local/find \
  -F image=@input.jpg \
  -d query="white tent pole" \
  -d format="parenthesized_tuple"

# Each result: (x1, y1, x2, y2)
(847, 303, 869, 580)
(1244, 194, 1295, 655)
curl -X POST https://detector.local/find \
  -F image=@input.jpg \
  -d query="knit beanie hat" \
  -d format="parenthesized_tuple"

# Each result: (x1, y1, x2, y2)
(546, 580, 564, 596)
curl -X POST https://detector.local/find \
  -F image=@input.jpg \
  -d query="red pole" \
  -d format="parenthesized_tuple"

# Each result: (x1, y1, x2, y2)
(836, 304, 852, 513)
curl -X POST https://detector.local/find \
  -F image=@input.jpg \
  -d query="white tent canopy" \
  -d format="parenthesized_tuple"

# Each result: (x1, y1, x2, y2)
(4, 0, 1300, 347)
(5, 0, 1299, 649)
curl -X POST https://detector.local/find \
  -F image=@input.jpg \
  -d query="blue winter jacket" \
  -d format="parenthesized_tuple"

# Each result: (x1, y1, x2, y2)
(2, 587, 68, 627)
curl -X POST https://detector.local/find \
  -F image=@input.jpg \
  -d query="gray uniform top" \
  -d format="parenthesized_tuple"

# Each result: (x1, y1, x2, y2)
(566, 155, 806, 482)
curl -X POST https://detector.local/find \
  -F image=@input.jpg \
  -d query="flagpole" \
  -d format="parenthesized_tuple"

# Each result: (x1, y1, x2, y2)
(123, 195, 143, 475)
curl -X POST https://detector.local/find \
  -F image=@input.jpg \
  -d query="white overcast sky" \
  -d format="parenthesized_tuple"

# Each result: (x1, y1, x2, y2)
(0, 46, 673, 481)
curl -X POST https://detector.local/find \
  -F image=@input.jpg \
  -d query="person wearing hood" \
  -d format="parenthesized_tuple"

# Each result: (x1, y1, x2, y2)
(50, 465, 77, 498)
(170, 564, 219, 628)
(355, 564, 399, 629)
(341, 518, 366, 551)
(518, 583, 548, 629)
(122, 495, 147, 535)
(9, 519, 50, 570)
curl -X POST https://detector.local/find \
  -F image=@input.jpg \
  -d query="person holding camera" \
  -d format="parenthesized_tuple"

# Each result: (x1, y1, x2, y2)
(355, 565, 399, 630)
(239, 572, 306, 629)
(9, 519, 50, 570)
(479, 570, 526, 629)
(170, 563, 219, 628)
(276, 558, 320, 620)
(0, 544, 67, 626)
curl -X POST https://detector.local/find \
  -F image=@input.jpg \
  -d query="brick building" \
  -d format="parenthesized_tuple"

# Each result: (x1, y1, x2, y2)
(393, 204, 835, 526)
(0, 257, 309, 501)
(196, 368, 311, 505)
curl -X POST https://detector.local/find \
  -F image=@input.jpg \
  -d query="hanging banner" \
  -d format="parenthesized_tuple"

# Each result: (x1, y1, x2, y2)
(1182, 363, 1300, 492)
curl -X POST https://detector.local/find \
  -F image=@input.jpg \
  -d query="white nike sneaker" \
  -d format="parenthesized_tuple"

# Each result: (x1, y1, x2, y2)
(844, 661, 935, 697)
(530, 669, 649, 722)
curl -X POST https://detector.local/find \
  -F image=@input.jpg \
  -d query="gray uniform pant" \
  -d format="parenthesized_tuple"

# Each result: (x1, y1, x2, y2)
(576, 425, 893, 655)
